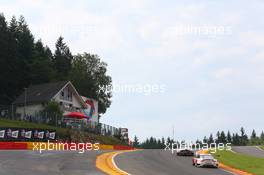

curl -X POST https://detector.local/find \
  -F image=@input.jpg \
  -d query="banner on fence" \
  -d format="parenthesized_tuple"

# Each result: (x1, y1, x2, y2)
(0, 128, 56, 141)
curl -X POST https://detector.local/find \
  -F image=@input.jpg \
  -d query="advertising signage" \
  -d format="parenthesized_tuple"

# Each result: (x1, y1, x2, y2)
(0, 128, 56, 141)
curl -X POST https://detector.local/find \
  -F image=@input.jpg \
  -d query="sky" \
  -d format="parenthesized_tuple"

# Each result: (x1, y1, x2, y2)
(2, 0, 264, 141)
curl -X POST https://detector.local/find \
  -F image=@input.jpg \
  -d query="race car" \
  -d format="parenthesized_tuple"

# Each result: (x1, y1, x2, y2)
(192, 153, 218, 168)
(176, 149, 194, 156)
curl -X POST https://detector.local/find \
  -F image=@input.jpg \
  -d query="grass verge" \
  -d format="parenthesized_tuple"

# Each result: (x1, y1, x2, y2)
(213, 150, 264, 175)
(0, 118, 125, 145)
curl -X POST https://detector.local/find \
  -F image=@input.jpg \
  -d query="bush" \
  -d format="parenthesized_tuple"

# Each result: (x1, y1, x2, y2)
(42, 101, 63, 126)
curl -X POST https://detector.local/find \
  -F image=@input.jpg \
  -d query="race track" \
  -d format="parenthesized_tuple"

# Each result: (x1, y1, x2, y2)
(115, 149, 234, 175)
(0, 149, 241, 175)
(0, 150, 105, 175)
(232, 146, 264, 158)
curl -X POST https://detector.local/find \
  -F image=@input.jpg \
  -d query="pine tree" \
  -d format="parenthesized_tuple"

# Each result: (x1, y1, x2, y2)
(232, 133, 240, 145)
(240, 127, 249, 146)
(203, 136, 208, 144)
(9, 16, 18, 36)
(208, 134, 214, 144)
(132, 135, 139, 148)
(145, 138, 150, 149)
(196, 139, 202, 145)
(157, 139, 162, 149)
(227, 131, 232, 143)
(153, 138, 157, 148)
(0, 14, 20, 104)
(30, 39, 56, 84)
(250, 129, 260, 145)
(220, 131, 227, 144)
(251, 129, 257, 139)
(11, 15, 35, 101)
(53, 36, 73, 80)
(0, 13, 10, 103)
(260, 131, 264, 144)
(161, 137, 165, 147)
(216, 131, 221, 144)
(166, 137, 171, 145)
(16, 15, 35, 73)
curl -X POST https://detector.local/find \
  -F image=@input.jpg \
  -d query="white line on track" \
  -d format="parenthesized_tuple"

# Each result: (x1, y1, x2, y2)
(229, 149, 237, 154)
(256, 146, 263, 151)
(112, 152, 131, 175)
(111, 150, 237, 175)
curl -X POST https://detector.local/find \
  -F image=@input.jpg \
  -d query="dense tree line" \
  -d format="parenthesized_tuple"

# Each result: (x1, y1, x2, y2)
(202, 127, 264, 146)
(133, 135, 172, 149)
(0, 13, 112, 114)
(134, 127, 264, 149)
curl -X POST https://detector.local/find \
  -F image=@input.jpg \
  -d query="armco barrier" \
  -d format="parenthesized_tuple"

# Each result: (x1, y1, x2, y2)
(113, 145, 134, 150)
(99, 144, 114, 150)
(0, 142, 27, 150)
(27, 142, 112, 150)
(27, 142, 53, 150)
(26, 142, 36, 150)
(0, 142, 134, 151)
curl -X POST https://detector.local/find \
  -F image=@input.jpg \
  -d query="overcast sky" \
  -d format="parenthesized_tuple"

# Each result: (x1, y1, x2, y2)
(2, 0, 264, 141)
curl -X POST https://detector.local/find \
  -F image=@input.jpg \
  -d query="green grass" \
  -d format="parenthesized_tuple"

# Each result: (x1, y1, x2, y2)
(0, 118, 68, 136)
(212, 150, 264, 175)
(0, 118, 125, 145)
(260, 145, 264, 150)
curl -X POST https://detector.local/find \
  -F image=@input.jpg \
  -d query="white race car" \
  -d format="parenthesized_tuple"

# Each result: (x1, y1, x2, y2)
(192, 153, 218, 168)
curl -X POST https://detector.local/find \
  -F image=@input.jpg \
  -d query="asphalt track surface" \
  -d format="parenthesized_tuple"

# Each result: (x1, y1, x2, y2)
(0, 150, 106, 175)
(232, 146, 264, 158)
(115, 149, 234, 175)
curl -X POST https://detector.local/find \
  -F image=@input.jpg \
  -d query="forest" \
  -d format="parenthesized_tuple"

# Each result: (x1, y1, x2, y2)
(134, 127, 264, 148)
(0, 13, 112, 114)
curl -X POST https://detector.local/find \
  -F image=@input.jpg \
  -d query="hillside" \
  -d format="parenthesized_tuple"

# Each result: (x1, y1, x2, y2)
(0, 119, 125, 145)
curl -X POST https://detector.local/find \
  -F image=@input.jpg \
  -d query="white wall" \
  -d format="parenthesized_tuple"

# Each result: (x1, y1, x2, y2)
(53, 84, 83, 114)
(16, 104, 44, 117)
(72, 94, 82, 108)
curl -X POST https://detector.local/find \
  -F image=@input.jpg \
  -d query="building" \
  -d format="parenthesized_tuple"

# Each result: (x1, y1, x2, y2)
(13, 81, 99, 123)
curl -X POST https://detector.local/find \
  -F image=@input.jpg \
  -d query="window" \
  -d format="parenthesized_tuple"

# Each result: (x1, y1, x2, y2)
(201, 155, 213, 159)
(60, 87, 73, 102)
